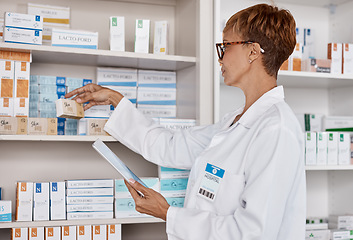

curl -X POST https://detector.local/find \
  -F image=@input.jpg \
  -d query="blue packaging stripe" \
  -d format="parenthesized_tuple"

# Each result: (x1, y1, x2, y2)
(129, 99, 137, 104)
(4, 40, 41, 45)
(137, 100, 176, 105)
(52, 44, 97, 49)
(0, 214, 12, 222)
(161, 167, 189, 172)
(98, 82, 137, 87)
(138, 83, 176, 88)
(205, 163, 225, 178)
(5, 26, 43, 31)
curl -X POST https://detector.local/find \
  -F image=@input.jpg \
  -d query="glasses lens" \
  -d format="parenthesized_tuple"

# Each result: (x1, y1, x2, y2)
(216, 44, 223, 59)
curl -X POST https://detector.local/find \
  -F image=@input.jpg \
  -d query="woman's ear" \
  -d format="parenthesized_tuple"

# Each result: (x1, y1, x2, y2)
(248, 43, 262, 63)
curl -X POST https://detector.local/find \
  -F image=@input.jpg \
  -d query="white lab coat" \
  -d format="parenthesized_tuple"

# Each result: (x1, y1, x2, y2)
(104, 86, 306, 240)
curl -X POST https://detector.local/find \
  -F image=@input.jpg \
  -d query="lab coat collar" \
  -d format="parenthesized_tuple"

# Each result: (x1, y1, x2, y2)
(236, 85, 285, 129)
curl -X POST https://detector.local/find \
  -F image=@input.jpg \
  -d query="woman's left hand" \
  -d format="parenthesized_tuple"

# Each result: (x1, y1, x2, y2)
(124, 179, 170, 221)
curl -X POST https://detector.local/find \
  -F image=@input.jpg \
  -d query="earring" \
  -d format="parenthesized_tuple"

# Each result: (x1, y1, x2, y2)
(249, 60, 252, 64)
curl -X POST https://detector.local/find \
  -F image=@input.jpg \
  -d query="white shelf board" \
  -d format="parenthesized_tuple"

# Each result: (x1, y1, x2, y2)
(305, 165, 353, 170)
(277, 70, 353, 88)
(274, 0, 352, 7)
(0, 217, 164, 229)
(0, 42, 196, 71)
(0, 135, 117, 142)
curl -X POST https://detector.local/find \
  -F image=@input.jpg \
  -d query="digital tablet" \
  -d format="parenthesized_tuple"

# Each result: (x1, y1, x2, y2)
(92, 139, 147, 191)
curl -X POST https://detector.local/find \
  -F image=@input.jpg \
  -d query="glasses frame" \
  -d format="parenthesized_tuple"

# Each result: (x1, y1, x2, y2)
(215, 41, 265, 60)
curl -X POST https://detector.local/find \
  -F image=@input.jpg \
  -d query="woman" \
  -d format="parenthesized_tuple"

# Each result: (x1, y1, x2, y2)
(66, 4, 305, 239)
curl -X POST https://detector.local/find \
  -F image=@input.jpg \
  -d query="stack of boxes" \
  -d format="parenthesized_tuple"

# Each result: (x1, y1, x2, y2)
(0, 200, 11, 222)
(159, 167, 189, 208)
(16, 182, 33, 221)
(33, 182, 50, 221)
(137, 70, 176, 118)
(66, 179, 114, 220)
(114, 178, 159, 218)
(50, 182, 66, 221)
(3, 12, 43, 45)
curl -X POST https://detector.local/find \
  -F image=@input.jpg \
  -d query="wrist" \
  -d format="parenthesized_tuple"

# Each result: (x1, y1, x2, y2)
(109, 91, 123, 108)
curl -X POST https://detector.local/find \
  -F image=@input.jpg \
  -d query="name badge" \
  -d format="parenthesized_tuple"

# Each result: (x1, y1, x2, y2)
(198, 163, 225, 201)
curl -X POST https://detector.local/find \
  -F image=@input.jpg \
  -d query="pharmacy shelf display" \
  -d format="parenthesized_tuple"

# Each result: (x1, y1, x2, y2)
(0, 135, 116, 142)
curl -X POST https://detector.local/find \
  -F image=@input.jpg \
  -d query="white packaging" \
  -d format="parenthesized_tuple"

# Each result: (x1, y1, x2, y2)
(153, 21, 168, 54)
(67, 196, 114, 205)
(328, 43, 343, 74)
(159, 118, 196, 130)
(78, 118, 87, 135)
(0, 117, 27, 135)
(67, 211, 113, 220)
(166, 197, 185, 208)
(0, 60, 14, 117)
(86, 118, 109, 136)
(67, 204, 113, 212)
(115, 198, 152, 218)
(56, 99, 84, 119)
(338, 133, 350, 165)
(50, 182, 66, 220)
(92, 225, 107, 240)
(110, 16, 125, 51)
(33, 182, 49, 221)
(135, 19, 150, 53)
(329, 215, 353, 229)
(27, 3, 70, 27)
(29, 227, 44, 240)
(137, 104, 176, 118)
(51, 28, 98, 49)
(316, 132, 328, 165)
(0, 200, 11, 222)
(296, 27, 304, 46)
(97, 67, 137, 86)
(14, 61, 30, 117)
(16, 182, 33, 221)
(115, 178, 159, 199)
(158, 166, 190, 179)
(66, 179, 114, 188)
(305, 132, 317, 165)
(66, 188, 113, 197)
(137, 87, 176, 104)
(324, 116, 353, 130)
(77, 225, 91, 240)
(107, 224, 122, 240)
(62, 226, 76, 240)
(12, 228, 28, 240)
(331, 229, 353, 240)
(305, 229, 330, 240)
(105, 86, 137, 104)
(28, 118, 57, 135)
(45, 227, 60, 240)
(4, 27, 42, 45)
(327, 132, 338, 165)
(296, 114, 323, 132)
(4, 12, 43, 30)
(84, 105, 111, 118)
(160, 178, 188, 198)
(343, 43, 353, 74)
(137, 70, 176, 87)
(304, 28, 315, 58)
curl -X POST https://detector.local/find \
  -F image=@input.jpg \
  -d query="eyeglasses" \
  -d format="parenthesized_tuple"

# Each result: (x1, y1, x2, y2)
(215, 41, 265, 60)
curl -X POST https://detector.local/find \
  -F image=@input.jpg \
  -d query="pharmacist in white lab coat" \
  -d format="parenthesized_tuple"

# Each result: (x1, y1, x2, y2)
(66, 3, 306, 240)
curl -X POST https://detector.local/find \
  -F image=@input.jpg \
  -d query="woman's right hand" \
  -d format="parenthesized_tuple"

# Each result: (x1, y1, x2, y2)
(64, 83, 124, 110)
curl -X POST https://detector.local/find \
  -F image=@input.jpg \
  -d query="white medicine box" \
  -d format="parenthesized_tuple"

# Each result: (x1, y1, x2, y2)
(305, 132, 316, 165)
(316, 132, 328, 165)
(327, 132, 338, 165)
(338, 133, 350, 165)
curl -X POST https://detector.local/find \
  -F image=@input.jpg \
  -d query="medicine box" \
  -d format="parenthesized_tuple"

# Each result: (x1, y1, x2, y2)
(33, 182, 49, 221)
(12, 228, 28, 240)
(301, 59, 331, 73)
(331, 229, 353, 240)
(4, 27, 42, 45)
(160, 178, 189, 198)
(67, 211, 113, 220)
(296, 114, 323, 132)
(29, 227, 44, 240)
(67, 204, 113, 212)
(305, 132, 316, 165)
(56, 99, 84, 119)
(97, 68, 137, 86)
(166, 197, 185, 208)
(110, 16, 125, 51)
(107, 224, 122, 240)
(115, 198, 151, 218)
(159, 118, 196, 130)
(27, 3, 70, 27)
(67, 196, 114, 205)
(84, 105, 111, 118)
(115, 178, 160, 199)
(87, 118, 109, 136)
(45, 227, 60, 240)
(343, 43, 353, 74)
(28, 118, 57, 135)
(14, 61, 30, 117)
(16, 182, 33, 221)
(0, 200, 11, 222)
(324, 116, 353, 130)
(158, 166, 190, 179)
(0, 117, 27, 135)
(51, 28, 98, 49)
(105, 86, 137, 104)
(61, 226, 76, 240)
(0, 60, 14, 117)
(316, 132, 328, 165)
(328, 43, 343, 74)
(305, 229, 330, 240)
(135, 19, 150, 53)
(67, 179, 114, 188)
(30, 75, 66, 86)
(77, 225, 91, 240)
(50, 182, 66, 220)
(138, 70, 176, 87)
(66, 188, 114, 197)
(5, 12, 43, 30)
(153, 21, 168, 54)
(327, 132, 338, 165)
(137, 104, 176, 118)
(338, 133, 350, 165)
(92, 225, 107, 240)
(304, 28, 315, 58)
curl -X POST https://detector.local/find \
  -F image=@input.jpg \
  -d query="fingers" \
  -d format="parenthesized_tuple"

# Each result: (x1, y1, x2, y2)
(128, 179, 149, 196)
(65, 83, 101, 99)
(124, 179, 143, 200)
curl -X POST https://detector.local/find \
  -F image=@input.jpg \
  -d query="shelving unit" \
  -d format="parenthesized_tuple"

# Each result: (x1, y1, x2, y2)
(0, 0, 214, 239)
(215, 0, 353, 223)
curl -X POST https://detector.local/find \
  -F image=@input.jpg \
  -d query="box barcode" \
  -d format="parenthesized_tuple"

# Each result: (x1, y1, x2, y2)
(199, 187, 214, 200)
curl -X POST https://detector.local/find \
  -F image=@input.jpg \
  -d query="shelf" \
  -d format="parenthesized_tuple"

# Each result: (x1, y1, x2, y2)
(0, 135, 117, 142)
(276, 0, 352, 7)
(0, 217, 164, 229)
(305, 165, 353, 170)
(0, 42, 196, 71)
